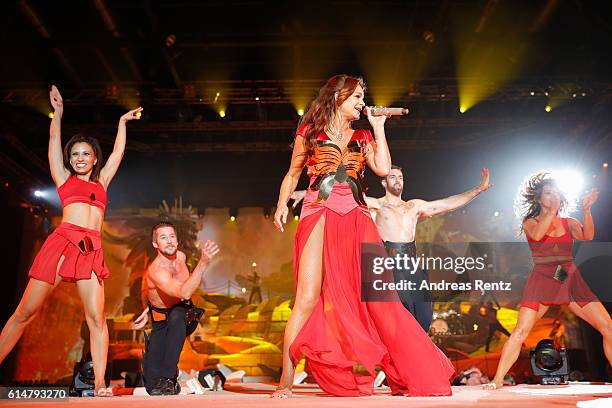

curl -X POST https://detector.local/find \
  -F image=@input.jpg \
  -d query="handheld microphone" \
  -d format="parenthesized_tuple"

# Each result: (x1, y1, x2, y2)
(366, 106, 409, 116)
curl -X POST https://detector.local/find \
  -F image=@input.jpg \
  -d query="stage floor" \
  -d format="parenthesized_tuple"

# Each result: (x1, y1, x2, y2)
(3, 383, 612, 408)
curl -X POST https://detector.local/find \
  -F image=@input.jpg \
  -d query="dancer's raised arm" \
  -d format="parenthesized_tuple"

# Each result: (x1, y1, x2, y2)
(568, 188, 599, 240)
(48, 85, 69, 187)
(413, 168, 493, 219)
(99, 107, 143, 189)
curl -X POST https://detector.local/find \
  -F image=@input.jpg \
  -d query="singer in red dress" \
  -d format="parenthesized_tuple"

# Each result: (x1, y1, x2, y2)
(272, 75, 454, 398)
(0, 86, 142, 396)
(485, 172, 612, 389)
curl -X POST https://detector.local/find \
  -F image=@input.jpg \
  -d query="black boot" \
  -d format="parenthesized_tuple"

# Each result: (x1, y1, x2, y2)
(149, 377, 180, 395)
(169, 377, 181, 395)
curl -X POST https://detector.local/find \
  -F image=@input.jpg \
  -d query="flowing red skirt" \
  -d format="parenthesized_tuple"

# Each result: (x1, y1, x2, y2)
(520, 260, 598, 311)
(289, 206, 454, 396)
(28, 222, 109, 284)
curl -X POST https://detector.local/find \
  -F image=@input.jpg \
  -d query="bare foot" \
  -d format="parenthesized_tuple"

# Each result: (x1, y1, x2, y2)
(270, 387, 292, 398)
(95, 387, 113, 397)
(483, 381, 502, 390)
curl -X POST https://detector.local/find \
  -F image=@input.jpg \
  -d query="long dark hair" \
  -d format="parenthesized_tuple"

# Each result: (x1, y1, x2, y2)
(63, 134, 104, 181)
(516, 171, 569, 232)
(298, 75, 366, 155)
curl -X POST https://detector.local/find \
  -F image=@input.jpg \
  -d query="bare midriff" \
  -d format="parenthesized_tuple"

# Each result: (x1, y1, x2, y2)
(532, 255, 573, 264)
(61, 203, 105, 230)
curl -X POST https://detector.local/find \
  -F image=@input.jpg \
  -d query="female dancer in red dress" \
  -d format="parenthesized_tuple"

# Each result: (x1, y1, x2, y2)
(485, 172, 611, 389)
(0, 86, 142, 396)
(272, 75, 454, 397)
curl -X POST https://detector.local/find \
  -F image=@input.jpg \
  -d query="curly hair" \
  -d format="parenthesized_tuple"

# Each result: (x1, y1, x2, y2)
(515, 171, 569, 232)
(298, 75, 366, 156)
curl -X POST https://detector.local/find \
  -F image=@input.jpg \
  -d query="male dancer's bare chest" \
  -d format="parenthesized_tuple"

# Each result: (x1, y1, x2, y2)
(377, 201, 419, 241)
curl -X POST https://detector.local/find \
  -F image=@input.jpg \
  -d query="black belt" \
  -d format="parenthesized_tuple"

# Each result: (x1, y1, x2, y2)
(384, 241, 417, 258)
(147, 299, 203, 335)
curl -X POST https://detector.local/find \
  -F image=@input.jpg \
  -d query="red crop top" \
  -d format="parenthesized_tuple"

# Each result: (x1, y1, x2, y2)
(526, 217, 573, 257)
(58, 176, 107, 211)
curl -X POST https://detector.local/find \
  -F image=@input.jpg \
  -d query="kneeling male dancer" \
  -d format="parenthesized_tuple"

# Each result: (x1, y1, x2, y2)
(137, 221, 219, 395)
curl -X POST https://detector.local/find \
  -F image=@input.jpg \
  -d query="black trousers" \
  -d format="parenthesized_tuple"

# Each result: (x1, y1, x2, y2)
(144, 301, 188, 384)
(384, 241, 433, 332)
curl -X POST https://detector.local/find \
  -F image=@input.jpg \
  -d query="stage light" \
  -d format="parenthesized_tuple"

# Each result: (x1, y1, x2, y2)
(219, 110, 226, 118)
(545, 105, 552, 112)
(423, 31, 435, 44)
(297, 108, 304, 116)
(255, 96, 260, 101)
(48, 112, 54, 119)
(459, 106, 466, 113)
(494, 211, 500, 217)
(530, 91, 535, 96)
(34, 190, 44, 198)
(165, 34, 176, 48)
(530, 339, 569, 385)
(230, 215, 235, 222)
(552, 169, 583, 199)
(603, 162, 609, 168)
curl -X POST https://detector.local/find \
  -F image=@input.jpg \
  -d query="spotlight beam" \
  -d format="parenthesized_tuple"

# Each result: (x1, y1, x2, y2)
(551, 169, 584, 200)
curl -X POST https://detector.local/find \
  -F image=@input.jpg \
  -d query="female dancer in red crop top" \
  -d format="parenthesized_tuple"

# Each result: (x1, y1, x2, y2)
(485, 172, 611, 389)
(271, 75, 454, 398)
(0, 86, 142, 396)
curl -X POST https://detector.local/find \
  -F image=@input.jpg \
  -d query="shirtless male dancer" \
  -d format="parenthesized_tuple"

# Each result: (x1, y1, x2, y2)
(292, 165, 492, 331)
(135, 221, 219, 395)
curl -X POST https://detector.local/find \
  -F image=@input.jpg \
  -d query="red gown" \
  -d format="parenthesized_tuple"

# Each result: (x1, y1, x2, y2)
(520, 217, 597, 311)
(289, 126, 454, 396)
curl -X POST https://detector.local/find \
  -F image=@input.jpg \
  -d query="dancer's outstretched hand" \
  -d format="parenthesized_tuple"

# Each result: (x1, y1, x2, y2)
(49, 85, 63, 114)
(133, 307, 149, 330)
(290, 190, 306, 208)
(274, 205, 289, 232)
(478, 167, 494, 192)
(120, 107, 143, 122)
(201, 240, 220, 261)
(582, 188, 599, 211)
